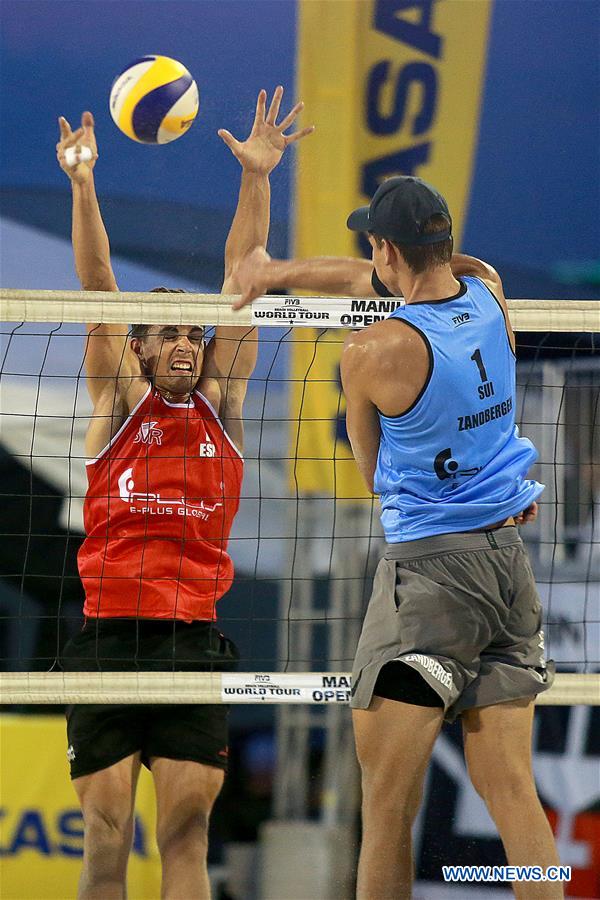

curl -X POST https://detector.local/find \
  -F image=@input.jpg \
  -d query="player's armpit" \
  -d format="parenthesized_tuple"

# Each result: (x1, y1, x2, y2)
(197, 365, 246, 454)
(84, 323, 142, 406)
(84, 379, 131, 460)
(198, 313, 256, 454)
(217, 388, 246, 455)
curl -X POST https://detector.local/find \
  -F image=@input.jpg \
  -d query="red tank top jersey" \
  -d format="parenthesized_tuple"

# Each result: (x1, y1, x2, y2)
(79, 386, 243, 621)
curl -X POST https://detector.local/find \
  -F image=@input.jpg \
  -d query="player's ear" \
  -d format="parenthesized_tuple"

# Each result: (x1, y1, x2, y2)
(130, 337, 143, 360)
(384, 239, 400, 268)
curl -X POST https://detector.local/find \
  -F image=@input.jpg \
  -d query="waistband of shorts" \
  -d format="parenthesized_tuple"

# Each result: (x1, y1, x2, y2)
(82, 617, 214, 634)
(384, 526, 521, 560)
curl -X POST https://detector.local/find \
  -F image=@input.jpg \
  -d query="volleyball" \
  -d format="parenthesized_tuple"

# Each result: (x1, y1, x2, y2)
(109, 55, 199, 144)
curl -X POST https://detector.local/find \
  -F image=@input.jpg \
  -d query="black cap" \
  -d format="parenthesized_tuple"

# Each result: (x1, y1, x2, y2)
(347, 176, 452, 245)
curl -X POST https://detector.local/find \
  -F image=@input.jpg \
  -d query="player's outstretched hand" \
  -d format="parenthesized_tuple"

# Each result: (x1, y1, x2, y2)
(57, 111, 98, 184)
(232, 246, 273, 310)
(515, 502, 538, 525)
(218, 86, 314, 176)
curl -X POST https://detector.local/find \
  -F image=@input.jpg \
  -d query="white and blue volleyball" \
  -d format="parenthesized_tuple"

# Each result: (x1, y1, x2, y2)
(109, 55, 199, 144)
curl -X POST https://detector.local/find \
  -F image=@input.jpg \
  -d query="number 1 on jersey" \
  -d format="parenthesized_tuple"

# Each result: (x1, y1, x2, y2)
(470, 348, 489, 383)
(471, 348, 496, 399)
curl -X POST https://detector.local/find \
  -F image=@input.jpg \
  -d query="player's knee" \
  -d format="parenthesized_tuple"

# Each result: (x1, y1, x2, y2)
(361, 767, 423, 823)
(83, 806, 133, 843)
(83, 805, 134, 847)
(470, 765, 536, 808)
(362, 788, 420, 831)
(156, 804, 209, 857)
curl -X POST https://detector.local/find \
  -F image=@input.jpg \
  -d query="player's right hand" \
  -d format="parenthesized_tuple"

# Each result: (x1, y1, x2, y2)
(57, 111, 98, 184)
(232, 246, 272, 310)
(515, 501, 538, 525)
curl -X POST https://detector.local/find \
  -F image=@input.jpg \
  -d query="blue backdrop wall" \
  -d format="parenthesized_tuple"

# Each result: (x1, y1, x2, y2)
(1, 0, 598, 297)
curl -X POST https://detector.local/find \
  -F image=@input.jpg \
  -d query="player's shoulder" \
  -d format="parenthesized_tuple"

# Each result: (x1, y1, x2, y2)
(342, 316, 419, 374)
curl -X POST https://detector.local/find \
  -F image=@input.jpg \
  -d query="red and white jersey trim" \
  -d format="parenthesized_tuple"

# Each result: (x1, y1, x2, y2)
(85, 385, 243, 466)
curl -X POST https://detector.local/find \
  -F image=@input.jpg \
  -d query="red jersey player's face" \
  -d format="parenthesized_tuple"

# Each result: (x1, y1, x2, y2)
(139, 325, 205, 395)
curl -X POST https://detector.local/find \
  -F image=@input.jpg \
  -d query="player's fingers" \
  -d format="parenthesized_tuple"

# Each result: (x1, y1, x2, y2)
(278, 101, 303, 132)
(63, 127, 85, 148)
(58, 116, 72, 139)
(266, 85, 284, 125)
(253, 89, 267, 126)
(217, 129, 239, 151)
(82, 110, 95, 132)
(285, 125, 315, 145)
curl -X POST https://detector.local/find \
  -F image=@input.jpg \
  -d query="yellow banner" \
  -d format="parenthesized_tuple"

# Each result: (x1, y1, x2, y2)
(0, 715, 161, 899)
(292, 0, 493, 496)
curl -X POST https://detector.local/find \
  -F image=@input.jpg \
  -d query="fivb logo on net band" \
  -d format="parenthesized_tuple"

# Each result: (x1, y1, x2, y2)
(118, 467, 222, 520)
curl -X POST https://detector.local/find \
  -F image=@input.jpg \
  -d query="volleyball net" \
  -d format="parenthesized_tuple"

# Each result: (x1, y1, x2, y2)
(0, 290, 598, 706)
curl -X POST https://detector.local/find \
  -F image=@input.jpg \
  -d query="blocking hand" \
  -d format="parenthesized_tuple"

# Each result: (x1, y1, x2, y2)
(56, 111, 98, 184)
(218, 86, 314, 175)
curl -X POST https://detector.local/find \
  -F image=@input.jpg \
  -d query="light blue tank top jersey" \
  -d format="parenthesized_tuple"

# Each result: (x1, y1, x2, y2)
(375, 276, 543, 541)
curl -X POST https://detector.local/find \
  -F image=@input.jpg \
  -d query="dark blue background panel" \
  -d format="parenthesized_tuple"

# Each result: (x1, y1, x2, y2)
(0, 0, 297, 220)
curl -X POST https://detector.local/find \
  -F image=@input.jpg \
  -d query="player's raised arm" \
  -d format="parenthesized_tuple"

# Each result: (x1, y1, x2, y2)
(449, 252, 515, 351)
(57, 112, 139, 403)
(231, 248, 511, 310)
(58, 112, 114, 292)
(232, 250, 378, 308)
(199, 87, 313, 449)
(219, 87, 314, 280)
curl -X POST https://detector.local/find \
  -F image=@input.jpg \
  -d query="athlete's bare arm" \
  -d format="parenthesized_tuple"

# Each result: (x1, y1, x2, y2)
(201, 87, 314, 450)
(232, 249, 509, 311)
(57, 112, 145, 459)
(340, 319, 429, 492)
(232, 250, 376, 307)
(450, 253, 515, 352)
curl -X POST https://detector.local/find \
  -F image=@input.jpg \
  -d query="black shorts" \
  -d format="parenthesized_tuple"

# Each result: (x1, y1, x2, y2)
(60, 618, 239, 780)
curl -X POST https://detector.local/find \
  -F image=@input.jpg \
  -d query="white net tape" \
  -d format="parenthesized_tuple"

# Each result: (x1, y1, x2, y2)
(0, 671, 598, 705)
(2, 289, 600, 331)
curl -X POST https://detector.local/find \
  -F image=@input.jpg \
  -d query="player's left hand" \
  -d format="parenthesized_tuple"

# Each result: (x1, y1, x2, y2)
(218, 86, 314, 175)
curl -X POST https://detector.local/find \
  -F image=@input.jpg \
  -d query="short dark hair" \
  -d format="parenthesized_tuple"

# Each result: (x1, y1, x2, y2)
(130, 287, 187, 340)
(372, 214, 453, 275)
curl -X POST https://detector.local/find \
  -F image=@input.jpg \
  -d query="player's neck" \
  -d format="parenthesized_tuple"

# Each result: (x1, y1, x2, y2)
(157, 386, 192, 404)
(398, 266, 461, 305)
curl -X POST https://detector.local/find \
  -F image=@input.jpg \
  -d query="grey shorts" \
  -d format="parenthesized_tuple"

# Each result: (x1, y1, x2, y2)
(351, 527, 554, 722)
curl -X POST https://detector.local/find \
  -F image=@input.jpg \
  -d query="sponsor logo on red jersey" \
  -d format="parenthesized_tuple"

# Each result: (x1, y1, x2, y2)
(133, 421, 163, 446)
(117, 466, 223, 521)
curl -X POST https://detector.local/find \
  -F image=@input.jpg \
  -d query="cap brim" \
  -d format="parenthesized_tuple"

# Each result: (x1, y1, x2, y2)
(346, 206, 370, 232)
